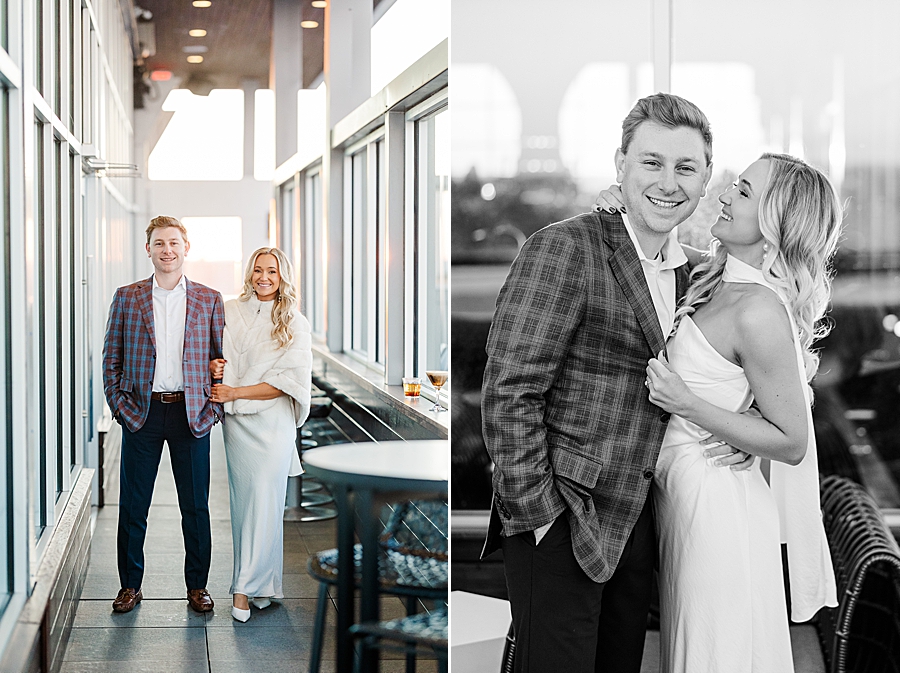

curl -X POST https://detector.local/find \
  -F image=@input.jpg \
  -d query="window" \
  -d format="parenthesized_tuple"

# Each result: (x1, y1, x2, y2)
(0, 88, 10, 611)
(181, 217, 244, 300)
(31, 120, 47, 539)
(148, 89, 245, 181)
(347, 147, 369, 357)
(54, 139, 63, 495)
(68, 152, 76, 468)
(280, 182, 295, 260)
(34, 0, 43, 92)
(51, 0, 60, 117)
(304, 169, 325, 337)
(343, 132, 387, 367)
(0, 0, 7, 52)
(412, 101, 449, 396)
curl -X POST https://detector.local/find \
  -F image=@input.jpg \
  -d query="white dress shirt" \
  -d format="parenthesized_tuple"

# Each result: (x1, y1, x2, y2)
(151, 274, 187, 393)
(621, 213, 687, 340)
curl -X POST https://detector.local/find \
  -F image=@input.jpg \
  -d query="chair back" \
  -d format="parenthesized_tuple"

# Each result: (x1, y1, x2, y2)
(818, 475, 900, 673)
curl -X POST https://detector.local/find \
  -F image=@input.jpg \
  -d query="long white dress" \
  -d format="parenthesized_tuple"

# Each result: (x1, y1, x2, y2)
(653, 255, 836, 673)
(221, 295, 312, 599)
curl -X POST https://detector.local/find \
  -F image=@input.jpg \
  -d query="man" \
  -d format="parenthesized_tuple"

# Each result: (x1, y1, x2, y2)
(482, 93, 713, 672)
(103, 215, 224, 614)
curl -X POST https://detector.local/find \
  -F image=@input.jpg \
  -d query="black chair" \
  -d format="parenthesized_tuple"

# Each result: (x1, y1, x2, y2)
(307, 499, 448, 673)
(817, 474, 900, 673)
(284, 397, 338, 522)
(350, 601, 448, 673)
(500, 623, 515, 673)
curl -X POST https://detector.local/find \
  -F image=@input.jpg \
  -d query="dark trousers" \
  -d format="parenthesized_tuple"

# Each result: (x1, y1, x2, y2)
(117, 399, 212, 591)
(501, 495, 655, 673)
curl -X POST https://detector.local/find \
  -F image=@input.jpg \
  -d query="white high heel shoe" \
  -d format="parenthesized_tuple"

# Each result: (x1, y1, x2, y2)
(251, 597, 272, 610)
(232, 604, 251, 622)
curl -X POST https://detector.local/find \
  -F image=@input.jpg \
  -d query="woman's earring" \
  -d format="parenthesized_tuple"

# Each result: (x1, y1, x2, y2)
(761, 241, 770, 267)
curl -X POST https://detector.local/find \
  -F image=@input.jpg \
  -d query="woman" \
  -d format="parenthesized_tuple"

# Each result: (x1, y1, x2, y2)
(594, 153, 840, 672)
(209, 247, 312, 622)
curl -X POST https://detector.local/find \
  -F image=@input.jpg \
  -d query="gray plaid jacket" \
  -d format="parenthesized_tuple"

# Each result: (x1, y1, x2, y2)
(481, 211, 688, 583)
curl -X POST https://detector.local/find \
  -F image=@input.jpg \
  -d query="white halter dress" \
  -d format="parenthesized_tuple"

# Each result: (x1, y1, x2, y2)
(653, 254, 837, 673)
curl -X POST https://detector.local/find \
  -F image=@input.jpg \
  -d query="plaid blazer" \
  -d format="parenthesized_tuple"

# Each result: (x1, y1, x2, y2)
(102, 276, 225, 437)
(482, 211, 688, 583)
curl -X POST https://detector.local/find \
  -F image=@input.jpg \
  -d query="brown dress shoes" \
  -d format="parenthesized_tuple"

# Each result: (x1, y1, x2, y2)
(187, 588, 215, 612)
(112, 588, 143, 613)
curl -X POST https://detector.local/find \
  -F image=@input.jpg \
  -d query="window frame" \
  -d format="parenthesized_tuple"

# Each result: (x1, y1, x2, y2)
(404, 90, 449, 403)
(342, 127, 387, 371)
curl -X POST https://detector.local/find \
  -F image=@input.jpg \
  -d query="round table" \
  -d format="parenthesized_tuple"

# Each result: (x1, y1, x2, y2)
(303, 440, 448, 673)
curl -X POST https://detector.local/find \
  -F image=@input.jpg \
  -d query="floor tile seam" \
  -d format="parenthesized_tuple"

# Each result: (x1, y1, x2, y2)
(70, 624, 207, 629)
(72, 624, 203, 629)
(204, 620, 212, 671)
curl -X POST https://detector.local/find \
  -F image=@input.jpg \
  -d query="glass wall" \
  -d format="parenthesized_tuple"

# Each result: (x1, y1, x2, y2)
(413, 102, 450, 395)
(343, 131, 387, 369)
(0, 86, 9, 615)
(303, 168, 325, 338)
(0, 0, 136, 647)
(347, 144, 371, 359)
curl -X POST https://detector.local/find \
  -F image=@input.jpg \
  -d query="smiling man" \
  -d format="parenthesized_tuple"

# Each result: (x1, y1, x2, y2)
(102, 215, 225, 615)
(481, 94, 713, 672)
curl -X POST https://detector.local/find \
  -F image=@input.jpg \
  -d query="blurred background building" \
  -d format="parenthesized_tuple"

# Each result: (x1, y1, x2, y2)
(451, 0, 900, 610)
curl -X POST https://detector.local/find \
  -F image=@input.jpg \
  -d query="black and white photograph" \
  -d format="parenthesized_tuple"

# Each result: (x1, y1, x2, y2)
(450, 1, 900, 672)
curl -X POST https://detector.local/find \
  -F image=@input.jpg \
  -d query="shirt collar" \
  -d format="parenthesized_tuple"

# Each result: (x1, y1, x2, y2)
(621, 213, 687, 271)
(152, 274, 187, 292)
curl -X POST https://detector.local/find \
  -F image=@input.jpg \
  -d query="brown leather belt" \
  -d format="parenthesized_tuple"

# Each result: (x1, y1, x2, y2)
(151, 391, 185, 403)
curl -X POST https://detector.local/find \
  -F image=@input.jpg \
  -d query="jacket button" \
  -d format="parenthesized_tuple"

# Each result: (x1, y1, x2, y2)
(643, 469, 654, 479)
(659, 412, 671, 423)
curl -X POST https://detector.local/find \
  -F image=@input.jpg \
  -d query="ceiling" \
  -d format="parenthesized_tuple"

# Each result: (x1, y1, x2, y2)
(132, 0, 327, 98)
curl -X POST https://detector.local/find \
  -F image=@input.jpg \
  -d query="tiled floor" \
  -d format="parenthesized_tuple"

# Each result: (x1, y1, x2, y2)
(62, 425, 437, 673)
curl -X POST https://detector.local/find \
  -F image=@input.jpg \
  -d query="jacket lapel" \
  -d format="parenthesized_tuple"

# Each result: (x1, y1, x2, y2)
(675, 263, 690, 303)
(600, 212, 666, 357)
(184, 278, 200, 335)
(137, 277, 156, 349)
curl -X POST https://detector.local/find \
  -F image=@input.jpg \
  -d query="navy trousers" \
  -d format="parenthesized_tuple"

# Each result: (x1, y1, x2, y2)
(117, 399, 212, 591)
(501, 494, 655, 673)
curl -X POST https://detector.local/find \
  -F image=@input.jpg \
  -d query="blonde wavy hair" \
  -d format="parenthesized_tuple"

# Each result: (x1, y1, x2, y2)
(238, 247, 298, 348)
(673, 153, 843, 383)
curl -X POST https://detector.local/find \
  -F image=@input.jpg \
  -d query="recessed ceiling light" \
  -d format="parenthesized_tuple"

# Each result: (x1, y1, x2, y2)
(192, 0, 212, 7)
(311, 1, 327, 7)
(300, 20, 319, 28)
(183, 45, 208, 53)
(189, 29, 207, 37)
(187, 55, 204, 63)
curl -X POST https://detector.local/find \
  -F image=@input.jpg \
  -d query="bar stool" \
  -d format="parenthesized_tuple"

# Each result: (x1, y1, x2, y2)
(284, 397, 338, 522)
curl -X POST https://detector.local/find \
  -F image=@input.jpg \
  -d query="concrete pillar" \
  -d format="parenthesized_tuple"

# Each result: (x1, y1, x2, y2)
(322, 0, 371, 352)
(272, 0, 302, 168)
(242, 78, 259, 178)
